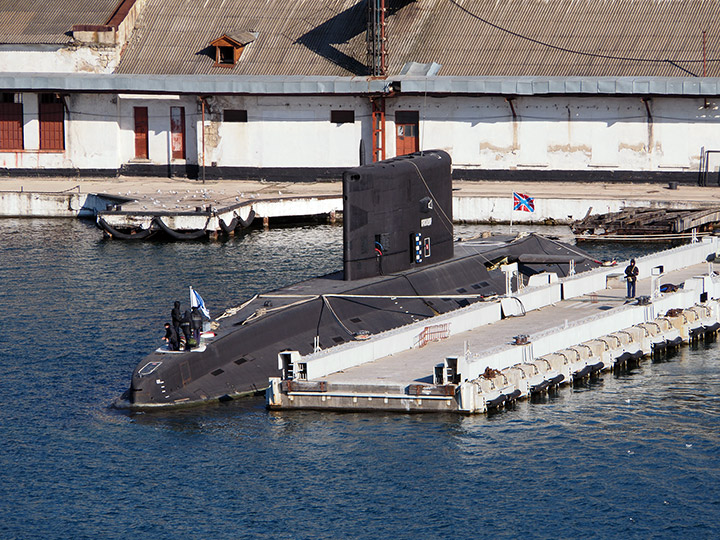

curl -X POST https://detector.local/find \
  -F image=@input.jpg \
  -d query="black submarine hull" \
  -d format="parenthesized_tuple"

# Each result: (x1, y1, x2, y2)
(122, 234, 597, 408)
(119, 151, 599, 409)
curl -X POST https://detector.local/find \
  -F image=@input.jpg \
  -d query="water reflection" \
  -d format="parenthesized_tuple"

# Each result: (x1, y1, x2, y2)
(2, 218, 720, 539)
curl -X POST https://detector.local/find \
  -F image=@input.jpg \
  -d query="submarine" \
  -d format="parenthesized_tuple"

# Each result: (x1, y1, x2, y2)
(117, 150, 600, 409)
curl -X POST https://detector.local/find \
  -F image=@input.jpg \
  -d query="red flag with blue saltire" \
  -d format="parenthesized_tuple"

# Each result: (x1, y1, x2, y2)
(513, 192, 534, 212)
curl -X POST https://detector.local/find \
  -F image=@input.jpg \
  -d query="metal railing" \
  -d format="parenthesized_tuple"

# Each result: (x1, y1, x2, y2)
(698, 148, 720, 186)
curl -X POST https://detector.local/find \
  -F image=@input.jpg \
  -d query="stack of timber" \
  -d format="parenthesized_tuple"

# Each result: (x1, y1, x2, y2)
(572, 207, 720, 239)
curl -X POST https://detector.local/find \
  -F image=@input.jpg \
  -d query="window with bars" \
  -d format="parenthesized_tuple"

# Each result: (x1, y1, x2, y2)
(0, 93, 23, 151)
(39, 94, 64, 151)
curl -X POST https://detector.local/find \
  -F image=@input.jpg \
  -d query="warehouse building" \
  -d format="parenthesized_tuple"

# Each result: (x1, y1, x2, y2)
(1, 0, 720, 181)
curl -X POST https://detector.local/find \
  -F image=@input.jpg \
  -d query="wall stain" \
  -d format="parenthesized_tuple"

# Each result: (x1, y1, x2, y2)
(479, 142, 513, 153)
(618, 142, 647, 153)
(547, 144, 591, 155)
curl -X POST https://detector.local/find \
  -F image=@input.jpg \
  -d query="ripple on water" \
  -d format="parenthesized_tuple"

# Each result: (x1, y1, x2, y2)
(2, 220, 720, 539)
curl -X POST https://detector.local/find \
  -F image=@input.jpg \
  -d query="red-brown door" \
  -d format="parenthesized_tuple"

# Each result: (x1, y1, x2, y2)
(0, 101, 23, 150)
(39, 94, 64, 151)
(134, 107, 148, 159)
(395, 111, 419, 156)
(170, 106, 185, 160)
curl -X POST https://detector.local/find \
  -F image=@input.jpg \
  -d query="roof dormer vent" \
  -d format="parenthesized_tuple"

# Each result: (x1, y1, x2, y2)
(209, 32, 257, 67)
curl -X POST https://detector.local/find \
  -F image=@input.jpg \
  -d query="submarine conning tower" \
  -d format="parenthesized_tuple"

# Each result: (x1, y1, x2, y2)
(342, 150, 454, 281)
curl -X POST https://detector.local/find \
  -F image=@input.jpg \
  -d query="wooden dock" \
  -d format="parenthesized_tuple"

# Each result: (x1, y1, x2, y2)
(572, 207, 720, 238)
(266, 239, 720, 414)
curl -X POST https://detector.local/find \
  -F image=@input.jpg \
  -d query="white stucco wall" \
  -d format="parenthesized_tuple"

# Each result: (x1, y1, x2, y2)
(1, 91, 719, 173)
(0, 93, 120, 169)
(415, 95, 720, 173)
(66, 94, 120, 168)
(200, 95, 367, 169)
(117, 94, 199, 166)
(0, 45, 119, 73)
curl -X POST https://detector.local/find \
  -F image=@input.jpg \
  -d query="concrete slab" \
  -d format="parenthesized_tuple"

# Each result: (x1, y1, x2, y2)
(2, 176, 720, 215)
(319, 261, 715, 387)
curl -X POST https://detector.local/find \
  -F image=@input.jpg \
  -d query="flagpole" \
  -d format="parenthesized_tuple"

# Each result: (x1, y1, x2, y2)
(509, 191, 513, 232)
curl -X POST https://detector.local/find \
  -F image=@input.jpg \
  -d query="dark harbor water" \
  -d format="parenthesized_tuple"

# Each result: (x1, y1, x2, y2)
(2, 219, 720, 539)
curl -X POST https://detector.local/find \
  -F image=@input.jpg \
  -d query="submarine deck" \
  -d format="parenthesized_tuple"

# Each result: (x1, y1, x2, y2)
(212, 234, 553, 330)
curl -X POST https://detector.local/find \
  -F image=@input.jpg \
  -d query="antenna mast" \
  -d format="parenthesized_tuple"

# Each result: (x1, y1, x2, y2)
(367, 0, 387, 76)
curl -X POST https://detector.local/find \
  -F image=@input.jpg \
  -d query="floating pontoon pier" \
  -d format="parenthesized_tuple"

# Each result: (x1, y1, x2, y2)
(267, 238, 720, 414)
(97, 195, 342, 239)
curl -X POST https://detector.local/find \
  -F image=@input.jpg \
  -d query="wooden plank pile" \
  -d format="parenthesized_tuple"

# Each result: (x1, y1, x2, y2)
(572, 207, 720, 237)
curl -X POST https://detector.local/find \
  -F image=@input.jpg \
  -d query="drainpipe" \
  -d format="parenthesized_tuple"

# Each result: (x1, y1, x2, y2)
(642, 97, 653, 155)
(506, 97, 518, 153)
(200, 96, 206, 183)
(642, 97, 652, 122)
(505, 97, 517, 120)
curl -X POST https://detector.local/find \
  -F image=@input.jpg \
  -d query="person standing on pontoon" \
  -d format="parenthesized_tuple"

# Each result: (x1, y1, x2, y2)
(625, 259, 639, 299)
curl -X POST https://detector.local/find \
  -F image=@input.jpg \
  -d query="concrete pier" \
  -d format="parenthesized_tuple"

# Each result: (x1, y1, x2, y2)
(0, 189, 129, 218)
(0, 177, 344, 234)
(267, 238, 720, 414)
(97, 194, 342, 236)
(4, 177, 720, 228)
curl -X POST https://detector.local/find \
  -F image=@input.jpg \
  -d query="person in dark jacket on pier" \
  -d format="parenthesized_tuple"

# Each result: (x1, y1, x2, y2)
(163, 323, 179, 351)
(171, 301, 182, 336)
(625, 259, 639, 298)
(190, 306, 203, 344)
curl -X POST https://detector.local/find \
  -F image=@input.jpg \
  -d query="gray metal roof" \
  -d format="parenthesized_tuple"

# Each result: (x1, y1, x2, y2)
(4, 0, 720, 77)
(2, 72, 720, 97)
(113, 0, 720, 78)
(0, 0, 119, 44)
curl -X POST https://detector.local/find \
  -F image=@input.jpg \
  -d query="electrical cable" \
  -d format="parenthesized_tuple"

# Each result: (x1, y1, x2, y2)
(448, 0, 720, 71)
(321, 295, 356, 337)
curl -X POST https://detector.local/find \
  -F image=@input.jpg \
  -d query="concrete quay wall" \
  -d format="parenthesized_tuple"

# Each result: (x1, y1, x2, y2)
(453, 195, 711, 224)
(0, 191, 706, 225)
(457, 293, 719, 414)
(269, 296, 720, 413)
(1, 177, 718, 228)
(0, 190, 124, 218)
(267, 238, 720, 413)
(274, 239, 719, 383)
